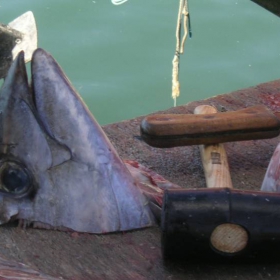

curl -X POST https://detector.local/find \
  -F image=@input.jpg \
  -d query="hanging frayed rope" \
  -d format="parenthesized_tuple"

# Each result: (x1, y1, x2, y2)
(172, 0, 191, 107)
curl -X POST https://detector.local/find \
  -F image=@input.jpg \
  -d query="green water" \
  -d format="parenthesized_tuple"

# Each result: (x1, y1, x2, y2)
(1, 0, 280, 124)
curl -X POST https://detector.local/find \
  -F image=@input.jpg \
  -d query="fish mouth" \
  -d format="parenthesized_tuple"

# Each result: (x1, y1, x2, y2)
(0, 49, 154, 233)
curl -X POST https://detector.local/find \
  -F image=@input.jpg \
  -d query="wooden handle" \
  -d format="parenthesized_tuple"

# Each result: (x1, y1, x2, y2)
(140, 105, 280, 147)
(194, 105, 233, 189)
(195, 106, 249, 255)
(210, 223, 248, 254)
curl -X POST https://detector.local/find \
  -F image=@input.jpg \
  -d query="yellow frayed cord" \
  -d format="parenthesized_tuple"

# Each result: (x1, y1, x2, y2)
(172, 0, 190, 107)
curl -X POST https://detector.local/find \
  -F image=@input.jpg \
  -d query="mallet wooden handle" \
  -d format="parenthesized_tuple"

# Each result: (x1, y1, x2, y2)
(141, 105, 280, 147)
(195, 105, 248, 255)
(194, 105, 233, 189)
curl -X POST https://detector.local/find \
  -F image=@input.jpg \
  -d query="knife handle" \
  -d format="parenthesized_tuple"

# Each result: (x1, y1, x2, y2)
(140, 105, 280, 148)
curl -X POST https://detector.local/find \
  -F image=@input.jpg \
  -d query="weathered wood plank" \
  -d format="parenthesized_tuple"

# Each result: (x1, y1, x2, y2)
(0, 254, 59, 279)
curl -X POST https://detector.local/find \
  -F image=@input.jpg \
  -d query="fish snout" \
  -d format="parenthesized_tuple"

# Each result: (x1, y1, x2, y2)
(0, 199, 19, 224)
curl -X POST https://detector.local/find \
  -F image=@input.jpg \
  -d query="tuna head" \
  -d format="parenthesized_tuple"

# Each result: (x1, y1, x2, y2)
(0, 49, 153, 233)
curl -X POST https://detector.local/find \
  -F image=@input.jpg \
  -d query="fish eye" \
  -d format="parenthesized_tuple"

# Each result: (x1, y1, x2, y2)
(0, 161, 32, 197)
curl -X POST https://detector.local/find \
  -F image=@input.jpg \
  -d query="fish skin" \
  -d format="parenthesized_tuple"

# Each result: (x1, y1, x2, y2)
(0, 49, 154, 233)
(261, 143, 280, 192)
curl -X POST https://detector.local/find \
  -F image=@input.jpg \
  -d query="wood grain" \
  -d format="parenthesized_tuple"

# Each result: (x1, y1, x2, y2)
(142, 105, 280, 137)
(210, 223, 248, 254)
(194, 105, 233, 189)
(195, 105, 248, 254)
(141, 105, 280, 147)
(0, 255, 58, 280)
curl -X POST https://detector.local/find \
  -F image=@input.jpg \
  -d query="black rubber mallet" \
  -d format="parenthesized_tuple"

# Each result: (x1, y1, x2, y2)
(141, 105, 280, 261)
